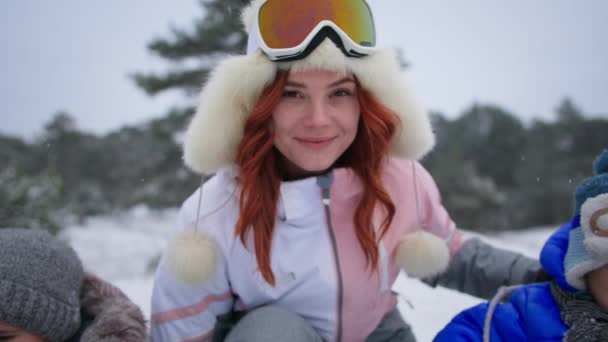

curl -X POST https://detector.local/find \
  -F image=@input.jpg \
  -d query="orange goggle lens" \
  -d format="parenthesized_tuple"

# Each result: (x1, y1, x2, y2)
(258, 0, 375, 50)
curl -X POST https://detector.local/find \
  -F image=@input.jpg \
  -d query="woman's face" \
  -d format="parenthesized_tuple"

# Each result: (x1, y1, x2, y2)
(588, 264, 608, 311)
(272, 69, 360, 179)
(0, 322, 44, 342)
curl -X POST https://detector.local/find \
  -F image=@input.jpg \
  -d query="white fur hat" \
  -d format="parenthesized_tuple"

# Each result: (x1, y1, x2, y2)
(182, 0, 435, 175)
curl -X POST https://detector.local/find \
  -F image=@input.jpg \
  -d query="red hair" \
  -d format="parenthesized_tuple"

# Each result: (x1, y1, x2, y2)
(235, 71, 401, 285)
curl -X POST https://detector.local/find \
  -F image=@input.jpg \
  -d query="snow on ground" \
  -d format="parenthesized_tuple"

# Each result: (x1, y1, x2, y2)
(60, 208, 557, 341)
(60, 206, 177, 315)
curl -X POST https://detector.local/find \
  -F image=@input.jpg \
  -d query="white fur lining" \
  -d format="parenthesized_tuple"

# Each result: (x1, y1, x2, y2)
(183, 52, 277, 174)
(240, 0, 259, 33)
(566, 259, 606, 290)
(581, 193, 608, 234)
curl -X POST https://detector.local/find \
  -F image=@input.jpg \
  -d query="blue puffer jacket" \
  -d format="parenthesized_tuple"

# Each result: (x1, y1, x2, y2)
(434, 218, 581, 341)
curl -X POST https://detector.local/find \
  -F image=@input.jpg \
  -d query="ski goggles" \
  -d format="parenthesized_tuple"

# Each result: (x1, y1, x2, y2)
(252, 0, 377, 61)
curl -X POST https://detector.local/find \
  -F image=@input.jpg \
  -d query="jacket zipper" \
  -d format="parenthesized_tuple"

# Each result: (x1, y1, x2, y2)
(317, 173, 343, 342)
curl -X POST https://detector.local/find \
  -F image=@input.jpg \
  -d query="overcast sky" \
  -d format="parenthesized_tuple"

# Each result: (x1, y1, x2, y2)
(1, 0, 607, 138)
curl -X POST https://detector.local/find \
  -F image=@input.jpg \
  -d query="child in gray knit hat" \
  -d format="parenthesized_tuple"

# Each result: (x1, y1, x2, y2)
(0, 228, 147, 342)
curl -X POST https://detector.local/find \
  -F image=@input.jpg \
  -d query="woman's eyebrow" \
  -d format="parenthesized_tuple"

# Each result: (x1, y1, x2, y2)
(328, 77, 355, 87)
(285, 77, 355, 89)
(285, 81, 306, 88)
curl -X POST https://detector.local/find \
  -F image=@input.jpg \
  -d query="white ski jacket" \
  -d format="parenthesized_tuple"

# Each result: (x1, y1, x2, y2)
(150, 158, 463, 341)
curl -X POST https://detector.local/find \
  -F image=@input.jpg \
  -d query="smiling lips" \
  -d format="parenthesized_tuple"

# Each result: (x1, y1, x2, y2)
(295, 136, 337, 149)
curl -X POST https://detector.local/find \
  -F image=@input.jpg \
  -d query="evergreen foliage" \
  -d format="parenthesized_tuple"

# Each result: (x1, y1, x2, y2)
(424, 99, 608, 231)
(132, 0, 249, 96)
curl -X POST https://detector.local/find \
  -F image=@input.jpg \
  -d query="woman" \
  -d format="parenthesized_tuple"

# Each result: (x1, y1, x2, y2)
(151, 1, 540, 341)
(434, 150, 608, 342)
(0, 228, 147, 342)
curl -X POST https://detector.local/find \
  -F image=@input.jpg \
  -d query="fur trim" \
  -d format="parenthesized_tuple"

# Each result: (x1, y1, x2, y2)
(564, 225, 608, 290)
(348, 48, 435, 160)
(581, 193, 608, 232)
(183, 1, 435, 174)
(395, 230, 450, 278)
(77, 273, 147, 342)
(167, 229, 218, 286)
(581, 193, 608, 259)
(183, 52, 277, 174)
(240, 0, 258, 32)
(565, 259, 605, 291)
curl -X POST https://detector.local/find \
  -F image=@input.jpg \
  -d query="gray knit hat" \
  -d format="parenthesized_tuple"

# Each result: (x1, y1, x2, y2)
(0, 228, 83, 341)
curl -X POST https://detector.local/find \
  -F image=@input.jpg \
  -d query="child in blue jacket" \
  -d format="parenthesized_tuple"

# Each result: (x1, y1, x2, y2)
(434, 149, 608, 342)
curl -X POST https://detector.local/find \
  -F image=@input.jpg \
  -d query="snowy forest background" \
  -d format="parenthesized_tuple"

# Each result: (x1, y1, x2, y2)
(2, 0, 607, 233)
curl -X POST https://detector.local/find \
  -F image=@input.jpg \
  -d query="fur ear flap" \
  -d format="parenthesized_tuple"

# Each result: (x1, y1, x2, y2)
(395, 230, 450, 278)
(182, 52, 276, 175)
(167, 229, 218, 286)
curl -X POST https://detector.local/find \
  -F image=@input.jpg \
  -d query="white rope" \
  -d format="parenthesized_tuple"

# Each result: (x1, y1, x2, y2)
(194, 176, 205, 232)
(193, 175, 238, 232)
(483, 284, 522, 342)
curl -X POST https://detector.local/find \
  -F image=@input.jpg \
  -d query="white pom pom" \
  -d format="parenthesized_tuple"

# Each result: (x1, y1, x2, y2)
(395, 230, 450, 278)
(167, 230, 218, 286)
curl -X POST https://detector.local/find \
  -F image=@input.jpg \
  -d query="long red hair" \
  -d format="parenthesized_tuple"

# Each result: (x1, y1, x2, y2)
(235, 70, 401, 285)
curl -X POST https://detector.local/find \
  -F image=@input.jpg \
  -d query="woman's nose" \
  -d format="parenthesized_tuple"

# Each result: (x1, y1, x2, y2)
(305, 99, 331, 126)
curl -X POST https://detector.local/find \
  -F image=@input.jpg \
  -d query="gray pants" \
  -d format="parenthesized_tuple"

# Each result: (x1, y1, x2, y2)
(219, 306, 415, 342)
(367, 307, 416, 342)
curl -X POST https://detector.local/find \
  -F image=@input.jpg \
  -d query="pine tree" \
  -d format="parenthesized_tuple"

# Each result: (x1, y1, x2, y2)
(128, 1, 253, 210)
(133, 0, 250, 97)
(555, 97, 584, 123)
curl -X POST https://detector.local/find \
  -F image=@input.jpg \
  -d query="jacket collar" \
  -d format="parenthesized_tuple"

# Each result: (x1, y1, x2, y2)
(277, 176, 324, 227)
(217, 166, 364, 228)
(276, 168, 364, 227)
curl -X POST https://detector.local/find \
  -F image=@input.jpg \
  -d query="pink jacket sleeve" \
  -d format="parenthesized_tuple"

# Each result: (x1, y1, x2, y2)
(413, 161, 464, 256)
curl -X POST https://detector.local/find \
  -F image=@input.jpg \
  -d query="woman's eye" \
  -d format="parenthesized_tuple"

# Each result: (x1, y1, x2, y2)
(282, 90, 302, 98)
(333, 89, 353, 97)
